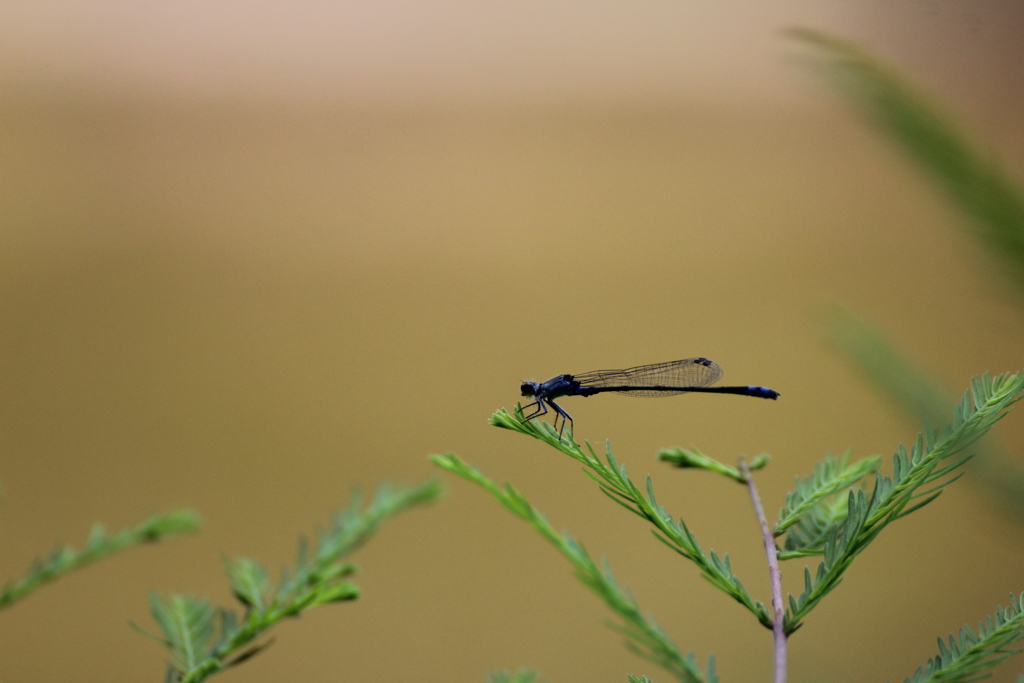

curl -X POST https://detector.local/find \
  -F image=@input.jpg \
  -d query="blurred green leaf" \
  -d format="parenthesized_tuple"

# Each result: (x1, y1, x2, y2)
(901, 592, 1024, 683)
(822, 306, 1024, 516)
(790, 27, 1024, 294)
(0, 509, 201, 611)
(490, 407, 773, 629)
(148, 595, 218, 675)
(486, 670, 542, 683)
(775, 451, 881, 537)
(433, 452, 715, 683)
(785, 371, 1024, 633)
(795, 28, 1024, 519)
(820, 306, 953, 423)
(138, 480, 441, 683)
(225, 557, 269, 611)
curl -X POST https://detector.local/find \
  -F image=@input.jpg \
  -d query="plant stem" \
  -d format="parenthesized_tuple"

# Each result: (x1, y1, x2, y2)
(740, 458, 787, 683)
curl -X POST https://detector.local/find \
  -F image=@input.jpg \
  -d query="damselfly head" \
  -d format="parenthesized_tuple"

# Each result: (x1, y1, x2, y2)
(520, 381, 538, 397)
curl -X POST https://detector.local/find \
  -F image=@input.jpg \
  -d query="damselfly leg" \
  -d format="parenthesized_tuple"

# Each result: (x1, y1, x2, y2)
(520, 399, 547, 421)
(514, 358, 777, 435)
(519, 398, 573, 439)
(548, 399, 574, 439)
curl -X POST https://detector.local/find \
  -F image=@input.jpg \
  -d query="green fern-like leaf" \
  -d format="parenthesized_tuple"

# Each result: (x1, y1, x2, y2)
(775, 451, 882, 537)
(822, 306, 1024, 517)
(778, 495, 850, 560)
(225, 557, 270, 611)
(775, 451, 881, 559)
(785, 372, 1024, 633)
(0, 509, 200, 611)
(149, 595, 218, 674)
(790, 28, 1024, 293)
(138, 480, 441, 683)
(657, 448, 745, 481)
(899, 592, 1024, 683)
(490, 407, 772, 629)
(432, 452, 712, 683)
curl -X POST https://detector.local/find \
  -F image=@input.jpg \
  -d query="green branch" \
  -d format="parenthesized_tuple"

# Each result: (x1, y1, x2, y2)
(657, 447, 763, 482)
(900, 592, 1024, 683)
(775, 495, 849, 561)
(432, 453, 714, 683)
(822, 306, 1024, 517)
(0, 509, 201, 611)
(775, 451, 881, 538)
(136, 480, 442, 683)
(785, 372, 1024, 633)
(490, 408, 772, 629)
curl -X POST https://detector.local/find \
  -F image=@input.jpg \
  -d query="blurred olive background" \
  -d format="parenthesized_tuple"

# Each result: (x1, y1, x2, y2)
(2, 3, 1024, 682)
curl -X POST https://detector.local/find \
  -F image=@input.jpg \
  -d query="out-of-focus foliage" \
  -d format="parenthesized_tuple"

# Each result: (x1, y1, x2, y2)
(784, 372, 1024, 632)
(901, 592, 1024, 683)
(822, 308, 1024, 515)
(774, 451, 881, 538)
(135, 480, 442, 683)
(0, 509, 201, 611)
(436, 369, 1024, 680)
(485, 670, 543, 683)
(791, 28, 1024, 515)
(790, 28, 1024, 295)
(433, 451, 715, 683)
(489, 407, 773, 627)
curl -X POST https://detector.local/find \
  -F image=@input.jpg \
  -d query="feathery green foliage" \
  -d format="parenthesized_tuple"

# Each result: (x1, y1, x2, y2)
(136, 480, 442, 683)
(437, 368, 1024, 681)
(431, 453, 714, 683)
(821, 307, 1024, 516)
(628, 677, 656, 683)
(486, 669, 542, 683)
(796, 27, 1024, 516)
(774, 451, 881, 538)
(784, 371, 1024, 633)
(821, 306, 954, 423)
(145, 595, 219, 675)
(776, 494, 848, 561)
(0, 509, 201, 611)
(489, 408, 772, 628)
(788, 32, 1024, 667)
(657, 447, 758, 482)
(900, 592, 1024, 683)
(789, 28, 1024, 294)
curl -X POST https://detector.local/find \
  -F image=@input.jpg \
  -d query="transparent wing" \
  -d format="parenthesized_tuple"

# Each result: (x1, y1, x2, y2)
(572, 358, 723, 397)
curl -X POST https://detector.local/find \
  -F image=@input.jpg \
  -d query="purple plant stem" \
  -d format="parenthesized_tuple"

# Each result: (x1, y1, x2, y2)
(740, 459, 787, 683)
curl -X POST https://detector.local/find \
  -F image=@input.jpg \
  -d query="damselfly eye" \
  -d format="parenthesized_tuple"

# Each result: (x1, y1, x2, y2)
(521, 382, 536, 396)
